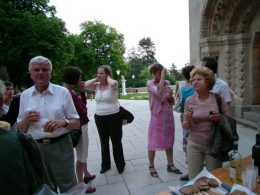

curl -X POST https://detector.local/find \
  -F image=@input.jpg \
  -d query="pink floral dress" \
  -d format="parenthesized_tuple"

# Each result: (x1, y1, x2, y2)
(147, 80, 175, 151)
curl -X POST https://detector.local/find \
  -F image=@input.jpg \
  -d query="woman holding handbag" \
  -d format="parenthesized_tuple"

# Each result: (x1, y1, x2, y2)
(63, 67, 96, 193)
(182, 66, 230, 179)
(147, 63, 182, 177)
(85, 65, 125, 174)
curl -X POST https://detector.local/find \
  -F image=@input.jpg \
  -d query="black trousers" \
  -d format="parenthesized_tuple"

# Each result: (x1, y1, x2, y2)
(94, 112, 125, 170)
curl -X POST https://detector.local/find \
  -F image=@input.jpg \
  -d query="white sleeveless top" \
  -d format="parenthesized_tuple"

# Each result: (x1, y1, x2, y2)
(95, 83, 119, 116)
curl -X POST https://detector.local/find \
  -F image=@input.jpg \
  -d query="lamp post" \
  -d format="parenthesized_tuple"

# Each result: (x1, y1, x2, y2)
(132, 74, 136, 93)
(116, 69, 121, 99)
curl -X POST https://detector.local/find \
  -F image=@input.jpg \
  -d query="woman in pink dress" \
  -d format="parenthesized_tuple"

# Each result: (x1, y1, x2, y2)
(147, 63, 182, 177)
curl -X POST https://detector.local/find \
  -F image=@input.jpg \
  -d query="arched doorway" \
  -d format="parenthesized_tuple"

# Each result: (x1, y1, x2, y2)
(252, 32, 260, 104)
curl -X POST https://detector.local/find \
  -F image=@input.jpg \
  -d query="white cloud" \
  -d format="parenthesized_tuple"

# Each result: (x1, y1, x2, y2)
(49, 0, 190, 69)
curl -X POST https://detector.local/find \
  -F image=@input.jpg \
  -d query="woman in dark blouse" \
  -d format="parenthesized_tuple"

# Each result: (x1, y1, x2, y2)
(63, 66, 96, 193)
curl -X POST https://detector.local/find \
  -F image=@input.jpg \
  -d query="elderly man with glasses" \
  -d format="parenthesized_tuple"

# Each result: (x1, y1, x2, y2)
(17, 56, 80, 192)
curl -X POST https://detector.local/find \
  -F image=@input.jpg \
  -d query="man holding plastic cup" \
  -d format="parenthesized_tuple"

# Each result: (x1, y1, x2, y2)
(17, 56, 80, 192)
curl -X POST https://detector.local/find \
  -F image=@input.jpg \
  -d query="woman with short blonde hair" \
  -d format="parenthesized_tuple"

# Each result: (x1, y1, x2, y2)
(182, 66, 230, 179)
(190, 66, 215, 90)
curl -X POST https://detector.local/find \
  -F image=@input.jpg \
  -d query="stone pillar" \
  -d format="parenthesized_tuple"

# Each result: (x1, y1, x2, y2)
(121, 75, 127, 96)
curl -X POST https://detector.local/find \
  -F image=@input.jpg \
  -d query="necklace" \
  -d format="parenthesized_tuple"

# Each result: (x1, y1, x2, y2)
(99, 90, 103, 101)
(195, 94, 210, 104)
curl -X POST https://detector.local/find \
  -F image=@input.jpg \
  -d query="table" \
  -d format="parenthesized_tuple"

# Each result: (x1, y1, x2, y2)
(157, 156, 259, 195)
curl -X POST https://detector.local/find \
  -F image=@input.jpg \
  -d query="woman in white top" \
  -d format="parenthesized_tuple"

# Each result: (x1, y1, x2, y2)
(85, 65, 125, 174)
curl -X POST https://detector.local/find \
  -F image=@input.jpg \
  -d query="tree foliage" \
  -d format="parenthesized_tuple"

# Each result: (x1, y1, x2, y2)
(138, 37, 156, 63)
(78, 21, 128, 80)
(0, 0, 56, 17)
(0, 0, 182, 88)
(168, 63, 182, 84)
(0, 66, 9, 81)
(0, 0, 73, 85)
(126, 37, 157, 87)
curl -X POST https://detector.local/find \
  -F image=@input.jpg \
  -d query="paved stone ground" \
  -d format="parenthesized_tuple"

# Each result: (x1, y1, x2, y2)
(85, 100, 257, 195)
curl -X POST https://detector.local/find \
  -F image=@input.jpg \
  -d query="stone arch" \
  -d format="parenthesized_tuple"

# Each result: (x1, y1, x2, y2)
(252, 32, 260, 104)
(200, 0, 260, 37)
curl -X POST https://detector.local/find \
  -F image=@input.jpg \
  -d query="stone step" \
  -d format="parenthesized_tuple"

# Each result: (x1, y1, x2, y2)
(251, 105, 260, 113)
(234, 117, 258, 130)
(243, 111, 260, 123)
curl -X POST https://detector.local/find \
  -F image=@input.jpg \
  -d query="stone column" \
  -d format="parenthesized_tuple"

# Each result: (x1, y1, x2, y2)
(121, 75, 127, 96)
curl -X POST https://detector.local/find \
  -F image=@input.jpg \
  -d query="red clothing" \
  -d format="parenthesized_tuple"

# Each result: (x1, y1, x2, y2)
(71, 91, 89, 125)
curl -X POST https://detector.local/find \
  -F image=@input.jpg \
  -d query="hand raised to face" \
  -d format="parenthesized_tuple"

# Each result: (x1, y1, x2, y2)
(79, 81, 86, 92)
(161, 68, 167, 77)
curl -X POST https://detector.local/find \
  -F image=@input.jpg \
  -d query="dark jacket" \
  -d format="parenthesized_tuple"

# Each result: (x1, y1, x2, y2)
(208, 114, 237, 162)
(0, 128, 54, 195)
(2, 95, 20, 126)
(208, 94, 238, 162)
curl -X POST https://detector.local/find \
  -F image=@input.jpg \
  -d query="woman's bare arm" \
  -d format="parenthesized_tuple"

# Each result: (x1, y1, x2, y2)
(85, 78, 98, 90)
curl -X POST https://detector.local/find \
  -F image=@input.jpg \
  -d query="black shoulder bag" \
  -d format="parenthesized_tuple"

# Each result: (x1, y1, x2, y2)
(117, 101, 134, 125)
(208, 93, 239, 162)
(69, 127, 82, 147)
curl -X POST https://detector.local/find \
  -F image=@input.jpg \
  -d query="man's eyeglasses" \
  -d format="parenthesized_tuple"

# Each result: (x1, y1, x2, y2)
(31, 68, 50, 72)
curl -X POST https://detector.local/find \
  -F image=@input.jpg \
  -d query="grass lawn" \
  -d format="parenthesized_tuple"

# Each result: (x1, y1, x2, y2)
(119, 93, 148, 100)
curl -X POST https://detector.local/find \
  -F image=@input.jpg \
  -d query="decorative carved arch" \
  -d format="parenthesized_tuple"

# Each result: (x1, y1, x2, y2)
(200, 0, 260, 38)
(200, 0, 217, 38)
(228, 0, 260, 33)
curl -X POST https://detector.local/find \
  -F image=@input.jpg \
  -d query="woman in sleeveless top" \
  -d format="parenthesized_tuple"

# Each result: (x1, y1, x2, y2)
(85, 65, 125, 174)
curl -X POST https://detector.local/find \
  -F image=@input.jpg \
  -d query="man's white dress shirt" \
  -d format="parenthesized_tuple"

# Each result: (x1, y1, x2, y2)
(17, 83, 79, 139)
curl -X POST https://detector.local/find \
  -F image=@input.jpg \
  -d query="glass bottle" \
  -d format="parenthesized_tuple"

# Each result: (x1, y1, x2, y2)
(229, 140, 242, 184)
(252, 134, 260, 175)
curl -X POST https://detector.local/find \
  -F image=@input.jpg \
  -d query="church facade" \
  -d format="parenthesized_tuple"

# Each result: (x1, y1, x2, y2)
(189, 0, 260, 126)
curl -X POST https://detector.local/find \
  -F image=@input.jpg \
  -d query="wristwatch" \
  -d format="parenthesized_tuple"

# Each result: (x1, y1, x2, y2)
(63, 119, 70, 127)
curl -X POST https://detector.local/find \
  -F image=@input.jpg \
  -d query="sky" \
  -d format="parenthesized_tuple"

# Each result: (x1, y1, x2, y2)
(49, 0, 190, 70)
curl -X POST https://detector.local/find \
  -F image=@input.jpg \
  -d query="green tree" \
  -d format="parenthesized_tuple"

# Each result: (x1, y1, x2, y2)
(67, 34, 96, 80)
(126, 37, 157, 87)
(0, 66, 9, 81)
(0, 0, 73, 85)
(168, 63, 182, 84)
(138, 37, 156, 64)
(138, 67, 151, 87)
(0, 0, 56, 17)
(79, 21, 128, 80)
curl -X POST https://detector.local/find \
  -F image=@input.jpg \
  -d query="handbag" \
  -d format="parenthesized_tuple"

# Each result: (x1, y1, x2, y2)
(69, 128, 82, 147)
(208, 93, 239, 162)
(173, 81, 184, 113)
(173, 89, 182, 113)
(119, 106, 134, 125)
